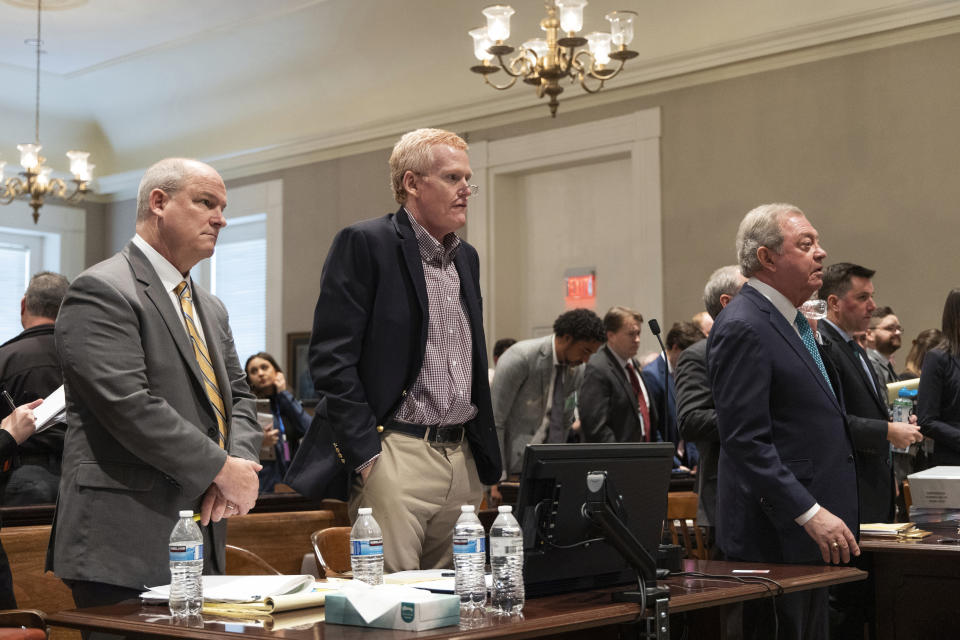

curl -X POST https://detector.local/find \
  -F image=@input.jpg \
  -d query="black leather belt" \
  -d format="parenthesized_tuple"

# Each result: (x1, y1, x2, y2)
(385, 419, 465, 444)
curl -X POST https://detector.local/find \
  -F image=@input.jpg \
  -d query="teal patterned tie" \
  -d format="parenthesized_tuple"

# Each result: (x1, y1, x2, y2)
(794, 310, 835, 396)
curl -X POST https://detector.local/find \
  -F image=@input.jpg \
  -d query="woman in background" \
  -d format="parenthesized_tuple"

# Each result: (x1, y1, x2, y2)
(900, 328, 943, 380)
(244, 352, 311, 492)
(917, 291, 960, 466)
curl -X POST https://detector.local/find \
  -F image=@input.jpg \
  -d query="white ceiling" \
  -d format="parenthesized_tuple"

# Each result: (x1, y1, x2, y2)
(1, 0, 958, 187)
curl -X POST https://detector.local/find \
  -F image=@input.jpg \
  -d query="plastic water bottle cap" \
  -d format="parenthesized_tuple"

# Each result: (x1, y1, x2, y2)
(358, 507, 372, 515)
(497, 505, 513, 513)
(179, 510, 193, 518)
(461, 505, 475, 512)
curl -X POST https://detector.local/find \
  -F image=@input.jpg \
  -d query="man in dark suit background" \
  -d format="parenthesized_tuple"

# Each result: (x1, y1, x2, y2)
(580, 306, 661, 444)
(50, 158, 263, 611)
(675, 265, 745, 554)
(286, 129, 501, 572)
(708, 203, 860, 639)
(817, 263, 922, 639)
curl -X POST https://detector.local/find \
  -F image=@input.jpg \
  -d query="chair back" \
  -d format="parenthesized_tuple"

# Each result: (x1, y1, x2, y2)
(225, 544, 282, 575)
(0, 609, 47, 639)
(311, 526, 352, 578)
(666, 491, 708, 560)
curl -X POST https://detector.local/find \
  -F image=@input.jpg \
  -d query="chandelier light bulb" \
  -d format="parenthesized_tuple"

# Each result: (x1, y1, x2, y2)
(586, 31, 612, 65)
(67, 150, 90, 180)
(18, 143, 41, 170)
(482, 5, 515, 42)
(36, 166, 53, 188)
(556, 0, 588, 34)
(469, 27, 494, 61)
(522, 38, 549, 60)
(606, 10, 637, 47)
(0, 161, 6, 181)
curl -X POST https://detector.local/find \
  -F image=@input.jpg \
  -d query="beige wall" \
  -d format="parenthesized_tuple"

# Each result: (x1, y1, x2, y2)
(94, 32, 960, 366)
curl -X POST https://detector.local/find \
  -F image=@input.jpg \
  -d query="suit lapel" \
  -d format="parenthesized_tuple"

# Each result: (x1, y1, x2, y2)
(394, 208, 429, 350)
(745, 286, 843, 413)
(602, 346, 642, 429)
(124, 243, 207, 394)
(821, 321, 887, 413)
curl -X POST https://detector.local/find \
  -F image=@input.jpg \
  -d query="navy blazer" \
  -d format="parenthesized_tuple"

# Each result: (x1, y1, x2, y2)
(818, 320, 894, 523)
(285, 208, 502, 499)
(707, 283, 859, 563)
(642, 356, 678, 444)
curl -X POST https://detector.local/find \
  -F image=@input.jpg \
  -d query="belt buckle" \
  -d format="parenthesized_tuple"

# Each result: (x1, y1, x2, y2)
(432, 425, 463, 444)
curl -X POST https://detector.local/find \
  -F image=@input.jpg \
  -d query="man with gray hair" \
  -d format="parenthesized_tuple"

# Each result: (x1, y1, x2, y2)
(286, 129, 501, 572)
(0, 271, 69, 505)
(48, 158, 263, 612)
(675, 265, 745, 556)
(707, 204, 859, 639)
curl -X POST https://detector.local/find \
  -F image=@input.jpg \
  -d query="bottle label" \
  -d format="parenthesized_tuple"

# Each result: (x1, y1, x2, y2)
(351, 538, 384, 556)
(453, 536, 486, 554)
(490, 538, 522, 556)
(169, 542, 203, 562)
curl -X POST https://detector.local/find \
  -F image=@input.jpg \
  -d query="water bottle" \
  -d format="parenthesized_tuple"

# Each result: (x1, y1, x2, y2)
(453, 505, 487, 609)
(351, 507, 384, 585)
(490, 505, 524, 615)
(891, 388, 914, 454)
(169, 510, 203, 617)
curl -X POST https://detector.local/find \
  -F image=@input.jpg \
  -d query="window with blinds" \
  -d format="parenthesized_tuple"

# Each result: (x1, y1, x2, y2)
(209, 213, 267, 365)
(0, 242, 30, 344)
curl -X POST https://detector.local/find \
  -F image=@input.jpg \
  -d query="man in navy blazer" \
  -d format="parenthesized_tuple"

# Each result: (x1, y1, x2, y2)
(708, 203, 860, 639)
(286, 129, 501, 571)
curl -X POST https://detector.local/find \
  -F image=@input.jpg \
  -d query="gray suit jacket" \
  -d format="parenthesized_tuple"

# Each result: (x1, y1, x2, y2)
(491, 335, 582, 475)
(48, 242, 262, 590)
(675, 339, 719, 527)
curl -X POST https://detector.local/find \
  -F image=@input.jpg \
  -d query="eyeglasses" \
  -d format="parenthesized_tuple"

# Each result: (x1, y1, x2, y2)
(877, 325, 904, 334)
(416, 172, 479, 196)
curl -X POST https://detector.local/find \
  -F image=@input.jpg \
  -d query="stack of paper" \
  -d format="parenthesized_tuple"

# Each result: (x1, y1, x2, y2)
(34, 385, 66, 432)
(860, 522, 929, 539)
(141, 575, 342, 617)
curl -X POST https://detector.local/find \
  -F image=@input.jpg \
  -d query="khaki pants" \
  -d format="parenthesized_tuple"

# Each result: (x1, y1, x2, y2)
(348, 431, 483, 572)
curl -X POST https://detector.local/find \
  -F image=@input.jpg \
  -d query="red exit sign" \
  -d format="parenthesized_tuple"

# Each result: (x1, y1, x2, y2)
(565, 273, 596, 310)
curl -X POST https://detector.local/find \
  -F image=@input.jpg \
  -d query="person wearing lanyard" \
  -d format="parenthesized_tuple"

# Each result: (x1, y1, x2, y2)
(245, 352, 311, 492)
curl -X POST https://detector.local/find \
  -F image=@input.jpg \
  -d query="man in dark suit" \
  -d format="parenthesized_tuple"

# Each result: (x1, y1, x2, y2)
(675, 265, 745, 553)
(708, 203, 860, 639)
(819, 263, 922, 523)
(580, 306, 661, 444)
(286, 129, 501, 572)
(49, 158, 263, 611)
(818, 263, 923, 640)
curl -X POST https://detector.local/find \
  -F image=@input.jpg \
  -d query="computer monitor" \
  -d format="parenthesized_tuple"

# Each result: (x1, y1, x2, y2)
(515, 442, 674, 597)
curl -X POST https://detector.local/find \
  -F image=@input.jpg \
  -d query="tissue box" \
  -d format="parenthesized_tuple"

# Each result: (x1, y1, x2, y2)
(324, 591, 460, 631)
(908, 466, 960, 508)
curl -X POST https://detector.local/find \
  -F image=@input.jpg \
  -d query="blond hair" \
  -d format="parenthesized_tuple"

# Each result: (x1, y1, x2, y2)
(389, 129, 468, 204)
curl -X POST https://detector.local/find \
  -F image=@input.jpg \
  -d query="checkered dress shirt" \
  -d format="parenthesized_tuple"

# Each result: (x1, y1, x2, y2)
(393, 210, 477, 426)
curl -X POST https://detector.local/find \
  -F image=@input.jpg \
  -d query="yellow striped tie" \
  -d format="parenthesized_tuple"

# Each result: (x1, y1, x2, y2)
(175, 281, 227, 447)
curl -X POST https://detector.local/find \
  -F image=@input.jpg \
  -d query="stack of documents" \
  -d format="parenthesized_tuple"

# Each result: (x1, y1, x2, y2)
(859, 522, 929, 539)
(141, 575, 342, 618)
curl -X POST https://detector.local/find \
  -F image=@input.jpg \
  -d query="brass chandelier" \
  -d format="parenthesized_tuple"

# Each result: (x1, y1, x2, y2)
(469, 1, 638, 117)
(0, 0, 93, 224)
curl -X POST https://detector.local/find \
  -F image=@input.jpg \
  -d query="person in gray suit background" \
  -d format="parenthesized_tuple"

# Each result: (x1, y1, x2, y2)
(48, 158, 262, 611)
(675, 265, 745, 554)
(491, 309, 604, 478)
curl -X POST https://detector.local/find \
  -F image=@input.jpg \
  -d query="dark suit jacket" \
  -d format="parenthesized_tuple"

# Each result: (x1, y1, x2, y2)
(642, 355, 678, 444)
(819, 320, 894, 523)
(48, 242, 262, 590)
(918, 348, 960, 465)
(579, 344, 661, 444)
(707, 283, 859, 563)
(285, 208, 502, 499)
(676, 339, 719, 526)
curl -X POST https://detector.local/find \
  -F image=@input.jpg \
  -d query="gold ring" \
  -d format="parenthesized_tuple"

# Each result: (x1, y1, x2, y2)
(831, 541, 840, 549)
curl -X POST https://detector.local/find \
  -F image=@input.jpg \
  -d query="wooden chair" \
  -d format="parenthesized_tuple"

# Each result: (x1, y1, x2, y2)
(225, 545, 282, 575)
(903, 478, 913, 516)
(226, 509, 334, 575)
(666, 491, 708, 560)
(311, 527, 352, 579)
(0, 610, 47, 640)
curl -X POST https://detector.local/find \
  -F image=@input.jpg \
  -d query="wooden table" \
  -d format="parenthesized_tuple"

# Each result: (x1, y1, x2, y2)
(860, 514, 960, 640)
(48, 560, 864, 640)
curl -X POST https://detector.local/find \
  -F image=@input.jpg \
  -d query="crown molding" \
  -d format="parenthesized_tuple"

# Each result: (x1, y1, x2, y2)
(92, 4, 960, 202)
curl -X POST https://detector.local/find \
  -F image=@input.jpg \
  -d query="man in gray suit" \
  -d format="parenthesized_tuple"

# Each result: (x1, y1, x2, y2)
(675, 265, 745, 555)
(48, 158, 263, 611)
(491, 309, 604, 477)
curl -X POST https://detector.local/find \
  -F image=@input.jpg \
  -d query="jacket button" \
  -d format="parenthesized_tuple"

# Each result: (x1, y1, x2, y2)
(377, 425, 384, 433)
(847, 455, 854, 462)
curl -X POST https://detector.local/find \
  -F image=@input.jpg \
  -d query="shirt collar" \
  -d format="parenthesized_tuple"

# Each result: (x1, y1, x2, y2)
(821, 318, 854, 344)
(404, 207, 460, 266)
(132, 234, 193, 294)
(748, 277, 800, 327)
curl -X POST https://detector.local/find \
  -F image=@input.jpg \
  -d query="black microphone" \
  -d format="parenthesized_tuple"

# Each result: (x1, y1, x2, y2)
(648, 319, 669, 446)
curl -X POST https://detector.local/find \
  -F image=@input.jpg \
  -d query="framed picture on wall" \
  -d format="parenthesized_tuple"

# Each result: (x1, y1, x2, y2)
(286, 331, 317, 406)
